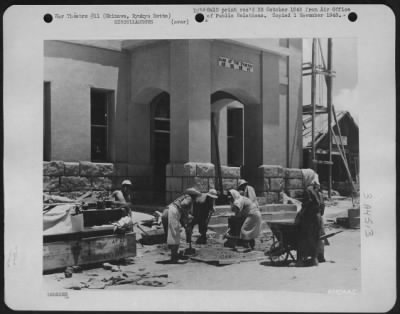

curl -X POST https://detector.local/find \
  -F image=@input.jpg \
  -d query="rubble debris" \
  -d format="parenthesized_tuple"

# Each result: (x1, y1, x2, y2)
(103, 262, 113, 270)
(64, 267, 73, 278)
(87, 280, 107, 289)
(111, 265, 120, 272)
(136, 277, 168, 287)
(72, 265, 82, 273)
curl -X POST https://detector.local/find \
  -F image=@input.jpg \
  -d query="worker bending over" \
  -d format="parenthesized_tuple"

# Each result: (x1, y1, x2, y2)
(188, 189, 218, 244)
(161, 188, 201, 263)
(237, 179, 258, 205)
(225, 189, 262, 250)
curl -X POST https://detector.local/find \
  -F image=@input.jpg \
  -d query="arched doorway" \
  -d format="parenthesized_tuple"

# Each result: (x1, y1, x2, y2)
(211, 89, 262, 188)
(150, 92, 170, 202)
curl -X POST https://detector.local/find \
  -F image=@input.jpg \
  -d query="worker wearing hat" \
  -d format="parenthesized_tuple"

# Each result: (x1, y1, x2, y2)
(111, 179, 134, 208)
(188, 189, 219, 245)
(237, 179, 258, 206)
(160, 187, 201, 263)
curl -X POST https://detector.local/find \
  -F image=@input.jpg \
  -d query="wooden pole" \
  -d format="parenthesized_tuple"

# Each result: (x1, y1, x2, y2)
(311, 38, 317, 170)
(327, 38, 333, 199)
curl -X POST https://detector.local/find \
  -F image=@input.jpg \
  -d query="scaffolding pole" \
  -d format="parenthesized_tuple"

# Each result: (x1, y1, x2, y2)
(311, 38, 317, 170)
(327, 38, 333, 198)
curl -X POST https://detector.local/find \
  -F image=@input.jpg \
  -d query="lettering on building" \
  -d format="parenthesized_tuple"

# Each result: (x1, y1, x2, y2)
(218, 56, 254, 73)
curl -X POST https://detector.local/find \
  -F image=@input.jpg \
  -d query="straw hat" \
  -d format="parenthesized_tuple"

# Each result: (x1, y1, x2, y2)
(237, 179, 248, 188)
(185, 187, 201, 197)
(122, 179, 132, 186)
(206, 189, 218, 199)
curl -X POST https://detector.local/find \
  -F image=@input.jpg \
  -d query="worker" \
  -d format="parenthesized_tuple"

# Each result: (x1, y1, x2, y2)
(188, 188, 218, 244)
(111, 179, 134, 207)
(161, 187, 201, 263)
(237, 179, 258, 205)
(295, 169, 324, 266)
(225, 189, 262, 250)
(110, 179, 134, 233)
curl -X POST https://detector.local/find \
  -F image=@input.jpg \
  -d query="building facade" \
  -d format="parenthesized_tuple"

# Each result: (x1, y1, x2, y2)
(43, 39, 303, 203)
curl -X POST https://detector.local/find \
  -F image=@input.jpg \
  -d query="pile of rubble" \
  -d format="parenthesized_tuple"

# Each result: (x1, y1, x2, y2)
(56, 260, 172, 290)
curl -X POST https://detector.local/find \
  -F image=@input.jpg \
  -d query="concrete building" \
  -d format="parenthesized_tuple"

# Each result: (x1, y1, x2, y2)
(43, 39, 304, 204)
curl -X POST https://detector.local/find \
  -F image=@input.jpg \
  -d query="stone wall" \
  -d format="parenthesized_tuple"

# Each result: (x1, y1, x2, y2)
(256, 165, 305, 204)
(165, 162, 241, 203)
(43, 161, 154, 202)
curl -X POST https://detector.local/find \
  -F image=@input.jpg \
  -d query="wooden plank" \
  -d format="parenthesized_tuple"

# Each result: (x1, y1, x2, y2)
(43, 232, 136, 273)
(43, 226, 115, 243)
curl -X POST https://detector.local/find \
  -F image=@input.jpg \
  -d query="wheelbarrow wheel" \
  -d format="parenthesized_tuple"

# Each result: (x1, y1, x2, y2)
(267, 241, 289, 265)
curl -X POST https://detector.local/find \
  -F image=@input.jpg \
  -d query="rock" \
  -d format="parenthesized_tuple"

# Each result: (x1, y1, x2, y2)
(258, 165, 284, 178)
(43, 176, 60, 192)
(286, 178, 303, 190)
(64, 267, 73, 278)
(196, 163, 215, 177)
(138, 268, 146, 271)
(43, 161, 64, 176)
(220, 166, 240, 178)
(137, 278, 168, 287)
(103, 262, 113, 270)
(80, 161, 114, 177)
(72, 265, 82, 273)
(92, 177, 113, 190)
(111, 265, 120, 272)
(64, 162, 80, 176)
(60, 176, 91, 192)
(88, 273, 99, 276)
(87, 281, 107, 289)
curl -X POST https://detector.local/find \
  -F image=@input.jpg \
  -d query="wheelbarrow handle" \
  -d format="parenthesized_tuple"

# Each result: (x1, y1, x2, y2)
(320, 230, 343, 241)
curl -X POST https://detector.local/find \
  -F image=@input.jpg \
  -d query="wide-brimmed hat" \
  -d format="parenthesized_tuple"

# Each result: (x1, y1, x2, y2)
(185, 187, 201, 197)
(237, 179, 248, 187)
(206, 189, 218, 199)
(122, 179, 132, 186)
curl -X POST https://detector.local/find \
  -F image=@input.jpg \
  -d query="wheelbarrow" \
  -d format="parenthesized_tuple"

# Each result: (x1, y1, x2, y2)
(265, 221, 342, 264)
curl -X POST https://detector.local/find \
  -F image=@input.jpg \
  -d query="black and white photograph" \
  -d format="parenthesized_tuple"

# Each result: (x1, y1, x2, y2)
(41, 37, 360, 292)
(3, 4, 396, 312)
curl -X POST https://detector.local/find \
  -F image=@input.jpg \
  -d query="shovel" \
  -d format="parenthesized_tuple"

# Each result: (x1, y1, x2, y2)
(183, 242, 196, 256)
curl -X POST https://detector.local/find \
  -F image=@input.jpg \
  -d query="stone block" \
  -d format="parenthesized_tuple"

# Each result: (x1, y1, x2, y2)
(258, 165, 284, 178)
(92, 177, 113, 190)
(168, 163, 196, 177)
(263, 192, 279, 204)
(183, 162, 197, 176)
(182, 177, 209, 192)
(288, 189, 304, 199)
(220, 166, 240, 178)
(127, 164, 152, 177)
(166, 177, 182, 192)
(257, 197, 268, 206)
(60, 176, 91, 192)
(43, 176, 60, 192)
(113, 163, 128, 177)
(196, 163, 215, 177)
(64, 162, 79, 176)
(284, 168, 303, 179)
(222, 178, 238, 191)
(270, 178, 284, 192)
(80, 161, 114, 177)
(286, 178, 303, 190)
(43, 161, 64, 176)
(208, 178, 215, 189)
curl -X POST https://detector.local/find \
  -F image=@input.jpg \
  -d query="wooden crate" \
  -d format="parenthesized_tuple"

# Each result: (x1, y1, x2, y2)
(43, 232, 136, 273)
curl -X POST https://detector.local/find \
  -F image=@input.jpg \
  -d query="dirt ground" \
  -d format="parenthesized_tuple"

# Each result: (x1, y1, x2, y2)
(43, 197, 360, 294)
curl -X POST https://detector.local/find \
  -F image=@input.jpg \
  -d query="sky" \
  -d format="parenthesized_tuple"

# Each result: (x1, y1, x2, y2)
(302, 38, 358, 122)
